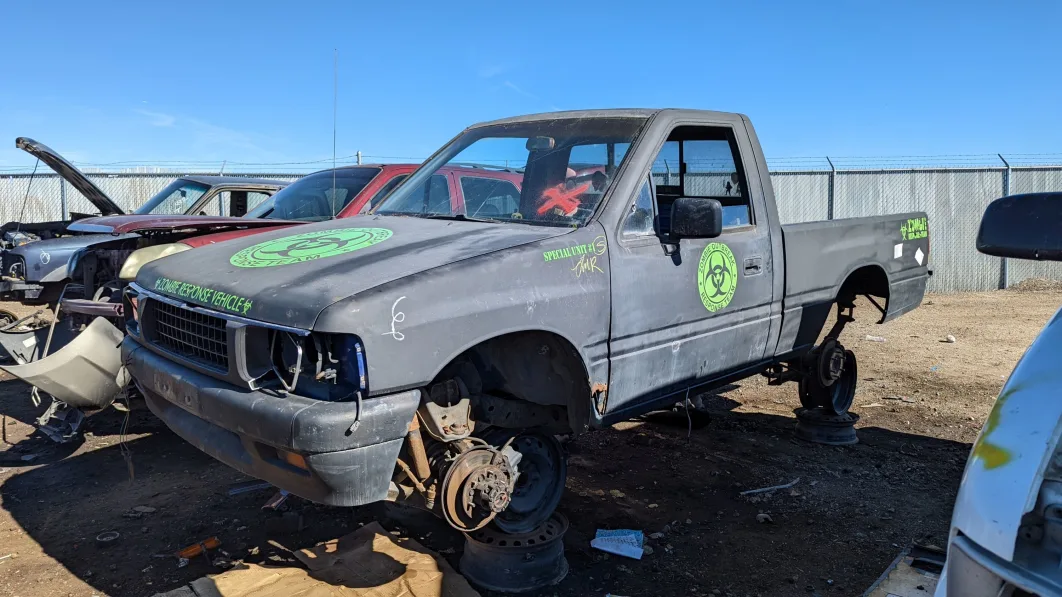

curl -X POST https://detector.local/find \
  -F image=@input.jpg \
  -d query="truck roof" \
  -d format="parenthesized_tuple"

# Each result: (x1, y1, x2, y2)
(474, 108, 748, 127)
(180, 175, 290, 188)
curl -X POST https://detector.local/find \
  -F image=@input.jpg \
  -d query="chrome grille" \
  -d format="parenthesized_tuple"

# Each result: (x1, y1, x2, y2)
(148, 301, 228, 371)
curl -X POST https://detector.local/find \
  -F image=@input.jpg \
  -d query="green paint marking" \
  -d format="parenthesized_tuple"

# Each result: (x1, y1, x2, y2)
(697, 243, 737, 312)
(153, 276, 254, 315)
(543, 235, 607, 264)
(971, 384, 1018, 470)
(230, 227, 393, 268)
(901, 217, 928, 241)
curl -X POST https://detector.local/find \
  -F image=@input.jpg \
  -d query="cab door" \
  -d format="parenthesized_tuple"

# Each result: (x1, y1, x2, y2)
(605, 123, 775, 415)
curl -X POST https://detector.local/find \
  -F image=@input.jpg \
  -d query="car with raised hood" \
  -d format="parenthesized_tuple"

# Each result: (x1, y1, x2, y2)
(123, 109, 931, 535)
(1, 137, 288, 305)
(935, 192, 1062, 596)
(0, 163, 523, 442)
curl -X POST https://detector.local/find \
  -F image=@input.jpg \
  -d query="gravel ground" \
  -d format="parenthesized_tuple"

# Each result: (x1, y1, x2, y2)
(0, 289, 1058, 597)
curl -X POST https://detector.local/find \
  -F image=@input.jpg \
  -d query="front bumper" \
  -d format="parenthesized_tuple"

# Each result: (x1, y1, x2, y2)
(0, 278, 45, 300)
(123, 336, 420, 506)
(936, 534, 1062, 596)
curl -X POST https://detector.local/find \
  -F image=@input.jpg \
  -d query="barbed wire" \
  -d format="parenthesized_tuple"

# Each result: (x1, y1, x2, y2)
(1, 152, 1061, 174)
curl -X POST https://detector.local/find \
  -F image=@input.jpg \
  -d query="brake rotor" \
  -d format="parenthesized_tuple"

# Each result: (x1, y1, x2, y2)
(440, 446, 515, 532)
(816, 338, 845, 387)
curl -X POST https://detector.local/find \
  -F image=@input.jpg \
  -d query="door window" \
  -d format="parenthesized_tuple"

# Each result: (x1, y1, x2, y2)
(622, 178, 656, 237)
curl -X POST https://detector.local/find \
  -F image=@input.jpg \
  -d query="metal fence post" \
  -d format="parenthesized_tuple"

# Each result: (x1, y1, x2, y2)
(59, 179, 68, 220)
(826, 156, 836, 220)
(998, 154, 1011, 289)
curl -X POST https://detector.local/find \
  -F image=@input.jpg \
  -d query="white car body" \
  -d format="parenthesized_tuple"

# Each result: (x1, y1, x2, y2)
(937, 305, 1062, 595)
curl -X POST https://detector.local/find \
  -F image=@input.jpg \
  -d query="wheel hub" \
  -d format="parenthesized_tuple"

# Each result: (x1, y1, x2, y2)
(441, 446, 515, 532)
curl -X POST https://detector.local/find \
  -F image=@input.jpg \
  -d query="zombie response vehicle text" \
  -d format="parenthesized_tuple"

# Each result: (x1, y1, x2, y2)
(123, 109, 930, 534)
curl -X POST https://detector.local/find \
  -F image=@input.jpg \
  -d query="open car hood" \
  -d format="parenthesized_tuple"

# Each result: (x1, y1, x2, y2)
(16, 137, 124, 216)
(67, 215, 305, 235)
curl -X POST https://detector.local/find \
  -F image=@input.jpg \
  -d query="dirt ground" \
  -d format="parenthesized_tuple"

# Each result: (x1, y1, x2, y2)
(0, 289, 1058, 597)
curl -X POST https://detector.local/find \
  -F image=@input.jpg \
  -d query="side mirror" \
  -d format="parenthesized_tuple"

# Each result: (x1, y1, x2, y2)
(671, 197, 723, 239)
(977, 193, 1062, 261)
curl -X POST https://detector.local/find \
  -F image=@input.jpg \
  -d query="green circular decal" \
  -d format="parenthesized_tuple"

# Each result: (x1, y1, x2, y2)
(697, 243, 737, 312)
(230, 227, 392, 268)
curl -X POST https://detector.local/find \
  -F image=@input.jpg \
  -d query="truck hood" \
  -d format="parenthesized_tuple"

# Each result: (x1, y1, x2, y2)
(16, 137, 124, 216)
(136, 215, 572, 329)
(68, 215, 304, 235)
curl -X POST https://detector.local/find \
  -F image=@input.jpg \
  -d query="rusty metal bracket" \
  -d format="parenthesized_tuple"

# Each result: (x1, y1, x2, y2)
(418, 398, 474, 441)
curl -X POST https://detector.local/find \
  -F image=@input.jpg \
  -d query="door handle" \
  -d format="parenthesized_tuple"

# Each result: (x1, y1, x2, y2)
(743, 256, 763, 275)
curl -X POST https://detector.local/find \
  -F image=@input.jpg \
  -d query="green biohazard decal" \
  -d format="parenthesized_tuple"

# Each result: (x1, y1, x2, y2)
(697, 243, 737, 312)
(230, 227, 392, 268)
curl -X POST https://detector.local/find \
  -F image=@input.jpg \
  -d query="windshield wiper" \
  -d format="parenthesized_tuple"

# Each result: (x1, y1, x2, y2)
(418, 213, 499, 223)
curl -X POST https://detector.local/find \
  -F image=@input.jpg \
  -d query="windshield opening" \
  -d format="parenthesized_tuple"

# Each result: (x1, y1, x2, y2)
(135, 180, 212, 215)
(245, 167, 382, 221)
(375, 117, 646, 227)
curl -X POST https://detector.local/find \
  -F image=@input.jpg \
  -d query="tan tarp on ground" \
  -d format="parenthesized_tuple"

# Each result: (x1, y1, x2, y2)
(160, 522, 480, 597)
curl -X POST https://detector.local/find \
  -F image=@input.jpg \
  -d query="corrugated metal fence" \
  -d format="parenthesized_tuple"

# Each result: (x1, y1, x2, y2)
(1, 166, 1060, 293)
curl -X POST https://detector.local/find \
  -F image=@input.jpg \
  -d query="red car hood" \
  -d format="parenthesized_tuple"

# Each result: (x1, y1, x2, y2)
(67, 215, 304, 235)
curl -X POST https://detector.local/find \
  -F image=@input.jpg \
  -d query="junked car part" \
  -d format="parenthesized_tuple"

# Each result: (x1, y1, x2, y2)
(0, 316, 124, 409)
(460, 512, 570, 593)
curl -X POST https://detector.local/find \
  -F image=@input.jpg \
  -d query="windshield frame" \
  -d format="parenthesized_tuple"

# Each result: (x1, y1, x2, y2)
(373, 116, 649, 228)
(134, 179, 213, 216)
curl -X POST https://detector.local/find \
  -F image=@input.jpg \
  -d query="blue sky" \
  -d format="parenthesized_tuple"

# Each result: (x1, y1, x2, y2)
(1, 0, 1059, 171)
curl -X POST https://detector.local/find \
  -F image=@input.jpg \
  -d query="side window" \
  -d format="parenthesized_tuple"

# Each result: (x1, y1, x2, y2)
(368, 175, 409, 210)
(683, 139, 750, 228)
(647, 127, 751, 234)
(461, 177, 521, 217)
(198, 192, 225, 216)
(247, 191, 273, 211)
(384, 174, 452, 215)
(622, 178, 656, 236)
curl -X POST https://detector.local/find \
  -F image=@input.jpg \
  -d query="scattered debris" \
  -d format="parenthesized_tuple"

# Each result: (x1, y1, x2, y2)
(863, 402, 886, 408)
(943, 335, 957, 343)
(865, 335, 886, 342)
(95, 531, 120, 547)
(609, 489, 625, 498)
(265, 512, 304, 535)
(133, 506, 157, 514)
(19, 454, 37, 462)
(648, 532, 665, 540)
(226, 480, 274, 496)
(591, 529, 644, 560)
(175, 537, 221, 563)
(262, 489, 290, 511)
(740, 478, 800, 496)
(0, 553, 14, 562)
(884, 395, 916, 403)
(755, 513, 774, 524)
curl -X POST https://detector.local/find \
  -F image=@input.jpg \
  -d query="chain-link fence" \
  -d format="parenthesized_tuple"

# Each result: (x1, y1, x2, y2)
(2, 164, 1061, 293)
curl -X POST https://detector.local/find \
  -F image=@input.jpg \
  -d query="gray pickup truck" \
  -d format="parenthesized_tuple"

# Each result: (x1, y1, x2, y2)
(121, 109, 930, 534)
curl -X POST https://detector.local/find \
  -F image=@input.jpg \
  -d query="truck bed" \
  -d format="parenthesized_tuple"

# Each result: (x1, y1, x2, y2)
(775, 212, 930, 354)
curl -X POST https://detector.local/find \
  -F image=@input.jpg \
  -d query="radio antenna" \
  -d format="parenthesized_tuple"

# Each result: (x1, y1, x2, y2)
(331, 49, 338, 219)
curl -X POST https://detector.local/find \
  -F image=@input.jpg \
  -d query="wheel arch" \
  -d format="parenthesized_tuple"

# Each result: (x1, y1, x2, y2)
(427, 327, 595, 435)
